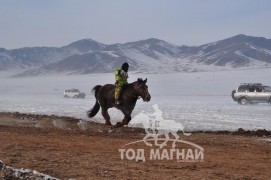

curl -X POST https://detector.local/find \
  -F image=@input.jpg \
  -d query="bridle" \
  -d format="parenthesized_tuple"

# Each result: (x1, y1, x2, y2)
(130, 81, 150, 101)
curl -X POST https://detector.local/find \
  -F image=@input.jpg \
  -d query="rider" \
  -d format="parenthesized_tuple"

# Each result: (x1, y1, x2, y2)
(114, 62, 129, 105)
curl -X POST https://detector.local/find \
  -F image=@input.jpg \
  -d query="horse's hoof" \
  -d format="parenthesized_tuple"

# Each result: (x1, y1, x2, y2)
(105, 122, 112, 126)
(115, 122, 124, 128)
(108, 128, 115, 134)
(121, 119, 129, 126)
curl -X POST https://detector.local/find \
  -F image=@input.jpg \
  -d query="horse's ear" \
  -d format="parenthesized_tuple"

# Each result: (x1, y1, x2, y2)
(137, 78, 143, 82)
(144, 78, 147, 84)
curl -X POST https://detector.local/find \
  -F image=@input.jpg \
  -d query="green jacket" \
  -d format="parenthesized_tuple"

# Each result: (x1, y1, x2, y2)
(114, 68, 128, 84)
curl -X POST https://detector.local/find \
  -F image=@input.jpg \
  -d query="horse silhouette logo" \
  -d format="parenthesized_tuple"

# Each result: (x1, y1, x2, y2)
(130, 104, 191, 149)
(120, 104, 204, 162)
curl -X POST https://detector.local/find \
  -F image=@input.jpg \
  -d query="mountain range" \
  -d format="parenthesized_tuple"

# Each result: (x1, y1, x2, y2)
(1, 34, 271, 76)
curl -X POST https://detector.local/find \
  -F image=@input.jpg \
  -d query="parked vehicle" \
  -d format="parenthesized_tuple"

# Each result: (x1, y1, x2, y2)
(63, 89, 86, 99)
(232, 83, 271, 105)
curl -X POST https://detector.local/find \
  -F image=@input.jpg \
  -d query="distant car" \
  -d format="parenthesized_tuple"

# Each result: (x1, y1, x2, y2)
(63, 89, 86, 99)
(232, 83, 271, 105)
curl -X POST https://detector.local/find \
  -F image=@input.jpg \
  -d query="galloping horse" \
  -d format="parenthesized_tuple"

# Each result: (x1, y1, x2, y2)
(87, 78, 151, 127)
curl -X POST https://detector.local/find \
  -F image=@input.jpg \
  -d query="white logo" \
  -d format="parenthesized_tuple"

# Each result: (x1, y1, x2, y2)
(119, 104, 204, 162)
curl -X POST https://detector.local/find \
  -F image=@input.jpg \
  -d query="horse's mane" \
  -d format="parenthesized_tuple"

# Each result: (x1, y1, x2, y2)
(124, 78, 146, 90)
(122, 78, 144, 90)
(122, 83, 133, 91)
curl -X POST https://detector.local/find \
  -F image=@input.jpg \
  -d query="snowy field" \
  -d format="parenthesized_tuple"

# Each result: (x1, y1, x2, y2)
(0, 68, 271, 132)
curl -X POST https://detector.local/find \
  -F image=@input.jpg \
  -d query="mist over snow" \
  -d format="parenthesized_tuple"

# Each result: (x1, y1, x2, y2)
(0, 68, 271, 132)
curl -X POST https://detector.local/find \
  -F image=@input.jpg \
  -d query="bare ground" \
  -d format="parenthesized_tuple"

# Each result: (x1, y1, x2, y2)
(0, 112, 270, 179)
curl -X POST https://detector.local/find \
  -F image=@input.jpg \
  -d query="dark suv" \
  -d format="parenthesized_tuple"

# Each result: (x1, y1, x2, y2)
(232, 83, 271, 105)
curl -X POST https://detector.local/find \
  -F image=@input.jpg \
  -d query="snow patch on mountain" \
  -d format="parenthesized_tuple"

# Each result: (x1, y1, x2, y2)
(1, 35, 271, 76)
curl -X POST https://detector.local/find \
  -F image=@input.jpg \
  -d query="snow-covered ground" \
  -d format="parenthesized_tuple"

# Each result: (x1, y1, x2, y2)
(0, 68, 271, 131)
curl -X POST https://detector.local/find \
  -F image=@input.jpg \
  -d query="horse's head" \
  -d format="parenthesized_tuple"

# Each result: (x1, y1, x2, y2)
(133, 78, 151, 102)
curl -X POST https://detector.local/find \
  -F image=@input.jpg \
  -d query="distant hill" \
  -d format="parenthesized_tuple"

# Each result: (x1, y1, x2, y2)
(1, 34, 271, 76)
(180, 34, 271, 67)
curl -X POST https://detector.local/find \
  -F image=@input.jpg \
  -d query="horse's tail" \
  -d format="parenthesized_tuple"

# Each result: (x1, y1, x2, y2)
(92, 85, 102, 98)
(87, 85, 102, 118)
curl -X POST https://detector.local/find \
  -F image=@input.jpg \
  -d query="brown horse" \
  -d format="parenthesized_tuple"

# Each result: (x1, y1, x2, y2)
(87, 78, 151, 127)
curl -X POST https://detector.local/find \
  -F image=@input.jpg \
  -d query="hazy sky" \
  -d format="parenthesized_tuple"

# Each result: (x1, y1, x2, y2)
(1, 0, 271, 49)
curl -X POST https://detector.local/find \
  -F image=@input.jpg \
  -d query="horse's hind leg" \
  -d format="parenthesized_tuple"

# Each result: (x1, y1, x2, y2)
(101, 107, 111, 126)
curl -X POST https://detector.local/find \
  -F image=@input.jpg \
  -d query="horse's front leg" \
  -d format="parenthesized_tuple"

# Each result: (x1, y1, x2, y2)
(116, 112, 131, 127)
(122, 114, 131, 125)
